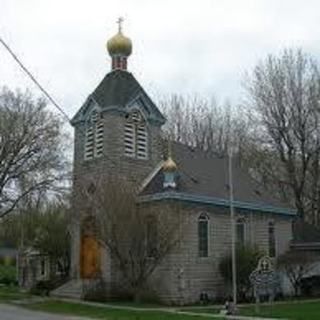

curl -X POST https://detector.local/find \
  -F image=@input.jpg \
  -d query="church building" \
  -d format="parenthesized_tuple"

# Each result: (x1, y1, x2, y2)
(57, 21, 296, 304)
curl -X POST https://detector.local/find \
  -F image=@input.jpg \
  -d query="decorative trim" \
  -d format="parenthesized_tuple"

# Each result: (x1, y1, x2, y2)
(72, 104, 165, 126)
(125, 88, 166, 125)
(139, 161, 164, 192)
(71, 95, 101, 125)
(138, 191, 296, 216)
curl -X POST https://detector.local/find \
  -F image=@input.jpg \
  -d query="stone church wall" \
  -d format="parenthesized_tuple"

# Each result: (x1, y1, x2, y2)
(70, 110, 164, 280)
(70, 190, 293, 304)
(145, 204, 292, 304)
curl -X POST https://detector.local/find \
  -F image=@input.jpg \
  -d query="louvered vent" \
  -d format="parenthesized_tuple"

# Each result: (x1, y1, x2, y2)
(84, 110, 104, 160)
(124, 111, 148, 159)
(137, 124, 147, 159)
(95, 120, 104, 158)
(124, 122, 135, 157)
(84, 125, 94, 160)
(91, 110, 98, 123)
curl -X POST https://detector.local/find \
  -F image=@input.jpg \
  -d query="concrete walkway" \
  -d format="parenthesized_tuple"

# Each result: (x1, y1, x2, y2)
(51, 297, 286, 320)
(0, 303, 91, 320)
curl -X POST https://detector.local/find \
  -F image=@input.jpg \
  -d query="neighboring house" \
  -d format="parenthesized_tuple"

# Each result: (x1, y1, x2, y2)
(54, 23, 296, 304)
(280, 221, 320, 296)
(17, 248, 50, 289)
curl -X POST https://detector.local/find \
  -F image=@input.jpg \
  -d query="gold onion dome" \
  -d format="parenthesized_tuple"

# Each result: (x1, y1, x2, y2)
(163, 156, 177, 172)
(107, 28, 132, 56)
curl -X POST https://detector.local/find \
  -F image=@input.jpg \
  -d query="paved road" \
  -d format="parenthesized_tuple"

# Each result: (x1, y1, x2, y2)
(0, 304, 92, 320)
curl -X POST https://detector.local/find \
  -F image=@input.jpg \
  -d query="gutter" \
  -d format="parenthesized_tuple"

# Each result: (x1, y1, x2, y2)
(139, 191, 296, 217)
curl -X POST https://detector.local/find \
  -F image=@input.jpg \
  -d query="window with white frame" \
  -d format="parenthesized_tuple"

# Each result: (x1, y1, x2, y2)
(268, 221, 276, 257)
(198, 213, 209, 257)
(84, 110, 104, 160)
(236, 218, 246, 247)
(124, 111, 148, 159)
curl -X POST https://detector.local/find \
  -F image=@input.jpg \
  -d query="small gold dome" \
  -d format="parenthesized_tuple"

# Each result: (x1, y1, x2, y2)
(163, 157, 177, 172)
(107, 30, 132, 57)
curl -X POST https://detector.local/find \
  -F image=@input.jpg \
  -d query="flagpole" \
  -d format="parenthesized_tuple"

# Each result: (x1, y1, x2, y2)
(228, 145, 237, 308)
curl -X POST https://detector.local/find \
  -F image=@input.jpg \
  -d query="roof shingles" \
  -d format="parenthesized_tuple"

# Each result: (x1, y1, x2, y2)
(71, 70, 165, 124)
(142, 142, 294, 214)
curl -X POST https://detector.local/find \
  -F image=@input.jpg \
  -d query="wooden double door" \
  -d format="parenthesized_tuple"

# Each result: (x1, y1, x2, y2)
(80, 217, 101, 279)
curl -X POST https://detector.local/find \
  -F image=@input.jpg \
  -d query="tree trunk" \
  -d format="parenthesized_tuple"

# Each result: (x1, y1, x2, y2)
(133, 287, 143, 303)
(293, 282, 301, 297)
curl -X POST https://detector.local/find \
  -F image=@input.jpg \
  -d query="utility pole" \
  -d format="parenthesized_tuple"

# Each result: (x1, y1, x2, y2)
(228, 145, 237, 308)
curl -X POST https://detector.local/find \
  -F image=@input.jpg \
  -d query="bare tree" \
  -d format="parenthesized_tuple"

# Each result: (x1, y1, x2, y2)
(159, 94, 250, 158)
(80, 177, 185, 301)
(277, 250, 317, 296)
(245, 49, 320, 221)
(0, 87, 68, 217)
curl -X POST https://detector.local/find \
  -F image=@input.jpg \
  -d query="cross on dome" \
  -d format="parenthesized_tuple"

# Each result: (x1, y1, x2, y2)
(106, 17, 132, 70)
(117, 17, 124, 33)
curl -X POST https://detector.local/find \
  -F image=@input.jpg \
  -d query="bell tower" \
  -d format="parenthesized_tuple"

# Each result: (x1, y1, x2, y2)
(70, 18, 166, 283)
(71, 19, 166, 184)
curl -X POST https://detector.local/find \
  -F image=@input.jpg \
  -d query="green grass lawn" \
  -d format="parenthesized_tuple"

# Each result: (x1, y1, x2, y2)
(0, 285, 31, 301)
(26, 300, 224, 319)
(239, 301, 320, 320)
(7, 290, 320, 320)
(181, 300, 320, 320)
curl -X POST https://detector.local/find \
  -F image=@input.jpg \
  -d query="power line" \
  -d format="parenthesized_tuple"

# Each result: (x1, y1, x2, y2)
(0, 35, 124, 173)
(0, 36, 71, 123)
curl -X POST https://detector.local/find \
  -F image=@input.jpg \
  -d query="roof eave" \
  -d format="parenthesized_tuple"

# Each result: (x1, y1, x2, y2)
(290, 242, 320, 250)
(139, 191, 296, 216)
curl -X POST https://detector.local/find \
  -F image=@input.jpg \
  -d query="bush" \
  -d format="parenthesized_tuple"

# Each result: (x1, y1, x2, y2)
(30, 276, 68, 296)
(219, 245, 263, 302)
(0, 256, 16, 266)
(301, 276, 320, 297)
(83, 279, 108, 302)
(0, 265, 17, 286)
(30, 280, 51, 296)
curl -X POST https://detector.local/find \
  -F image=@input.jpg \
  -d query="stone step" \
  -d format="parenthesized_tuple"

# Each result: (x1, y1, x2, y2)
(51, 279, 83, 300)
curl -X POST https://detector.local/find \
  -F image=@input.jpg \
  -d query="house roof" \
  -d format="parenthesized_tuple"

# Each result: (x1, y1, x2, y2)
(0, 247, 17, 258)
(141, 142, 295, 215)
(71, 70, 165, 125)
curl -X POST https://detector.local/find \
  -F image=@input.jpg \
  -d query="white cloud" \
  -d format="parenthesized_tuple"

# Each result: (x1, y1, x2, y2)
(1, 0, 320, 118)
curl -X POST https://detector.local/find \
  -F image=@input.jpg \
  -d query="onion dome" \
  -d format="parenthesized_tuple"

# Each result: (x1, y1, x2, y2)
(106, 18, 132, 57)
(163, 156, 177, 172)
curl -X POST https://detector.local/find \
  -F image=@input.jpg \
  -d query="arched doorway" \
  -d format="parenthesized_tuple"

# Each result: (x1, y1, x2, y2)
(80, 216, 101, 279)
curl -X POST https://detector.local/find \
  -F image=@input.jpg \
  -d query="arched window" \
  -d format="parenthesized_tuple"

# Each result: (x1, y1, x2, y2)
(146, 216, 158, 258)
(124, 111, 148, 159)
(198, 213, 209, 257)
(268, 221, 276, 257)
(84, 110, 104, 160)
(236, 218, 246, 247)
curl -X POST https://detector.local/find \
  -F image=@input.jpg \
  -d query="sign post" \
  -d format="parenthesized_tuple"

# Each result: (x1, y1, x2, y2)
(249, 256, 278, 314)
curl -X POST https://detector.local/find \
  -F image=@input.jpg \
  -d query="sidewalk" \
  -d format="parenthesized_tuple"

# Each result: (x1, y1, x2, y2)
(50, 297, 286, 320)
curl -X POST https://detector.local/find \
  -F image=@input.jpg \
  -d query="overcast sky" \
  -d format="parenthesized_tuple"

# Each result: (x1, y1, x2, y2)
(1, 0, 320, 120)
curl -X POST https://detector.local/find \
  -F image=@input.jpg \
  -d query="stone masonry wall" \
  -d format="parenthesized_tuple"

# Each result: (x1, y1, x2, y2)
(71, 110, 164, 280)
(146, 204, 293, 304)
